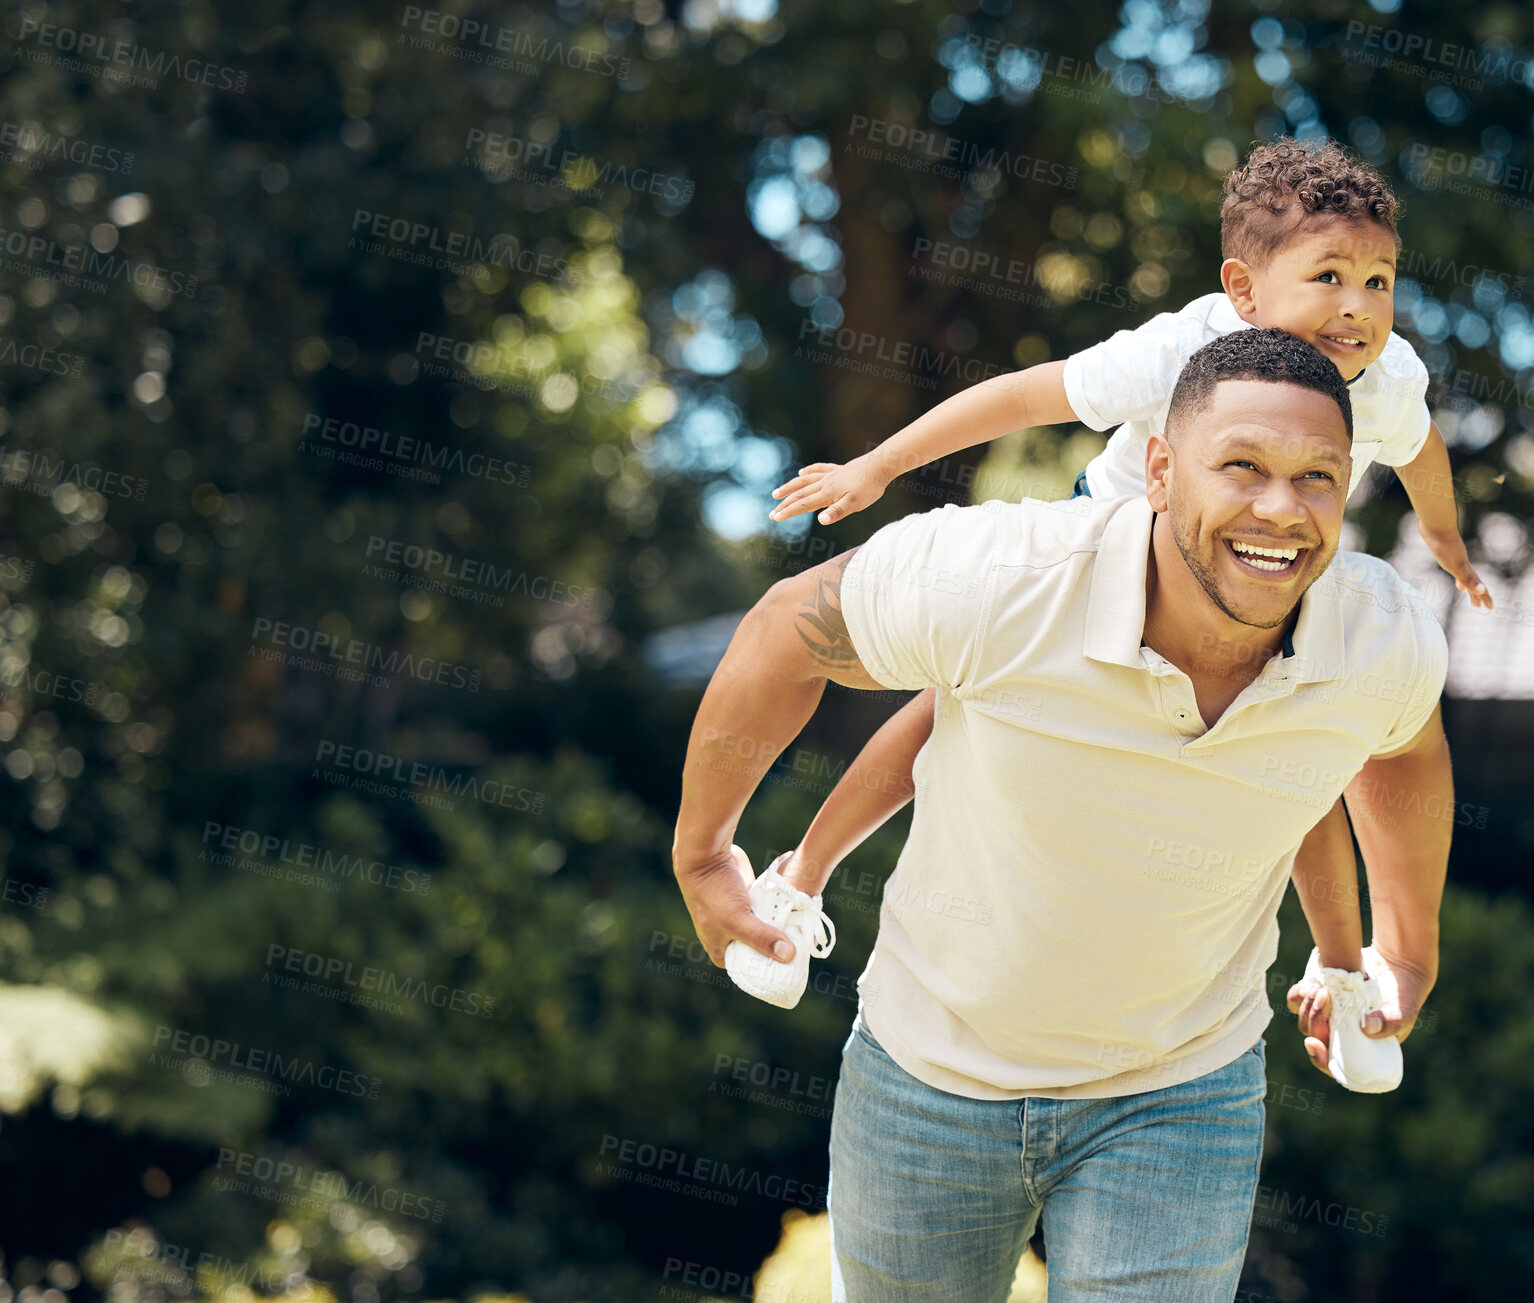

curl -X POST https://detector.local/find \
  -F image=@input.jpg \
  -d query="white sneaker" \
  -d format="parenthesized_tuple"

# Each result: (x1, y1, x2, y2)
(724, 853, 837, 1009)
(1304, 945, 1402, 1093)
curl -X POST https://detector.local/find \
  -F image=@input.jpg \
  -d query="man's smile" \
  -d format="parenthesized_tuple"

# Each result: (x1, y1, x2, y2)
(1223, 537, 1311, 578)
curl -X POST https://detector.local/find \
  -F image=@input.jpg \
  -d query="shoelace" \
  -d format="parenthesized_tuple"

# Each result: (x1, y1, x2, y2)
(1324, 969, 1379, 1025)
(762, 877, 836, 959)
(785, 893, 837, 959)
(754, 865, 840, 957)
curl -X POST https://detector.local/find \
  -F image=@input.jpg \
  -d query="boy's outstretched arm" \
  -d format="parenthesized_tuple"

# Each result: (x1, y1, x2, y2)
(778, 689, 935, 896)
(1289, 797, 1363, 974)
(770, 360, 1079, 525)
(1397, 420, 1493, 609)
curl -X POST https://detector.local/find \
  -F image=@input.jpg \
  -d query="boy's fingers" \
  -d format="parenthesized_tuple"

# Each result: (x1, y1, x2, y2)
(780, 487, 829, 515)
(820, 492, 861, 525)
(769, 489, 820, 520)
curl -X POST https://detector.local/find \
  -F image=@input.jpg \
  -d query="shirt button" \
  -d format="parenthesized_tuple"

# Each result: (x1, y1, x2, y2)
(1174, 709, 1190, 721)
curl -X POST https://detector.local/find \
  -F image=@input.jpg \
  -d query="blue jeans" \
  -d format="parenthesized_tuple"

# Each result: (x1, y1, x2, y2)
(828, 1012, 1266, 1302)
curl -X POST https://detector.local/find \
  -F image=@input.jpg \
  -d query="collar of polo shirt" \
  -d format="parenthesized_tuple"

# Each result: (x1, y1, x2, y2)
(1081, 496, 1345, 684)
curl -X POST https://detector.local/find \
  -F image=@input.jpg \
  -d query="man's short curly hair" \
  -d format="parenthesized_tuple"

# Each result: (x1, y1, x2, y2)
(1220, 137, 1401, 268)
(1167, 328, 1353, 442)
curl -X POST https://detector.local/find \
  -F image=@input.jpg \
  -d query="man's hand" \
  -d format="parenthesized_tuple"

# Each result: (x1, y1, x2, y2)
(1419, 522, 1493, 611)
(1286, 945, 1435, 1078)
(674, 843, 796, 968)
(769, 455, 891, 525)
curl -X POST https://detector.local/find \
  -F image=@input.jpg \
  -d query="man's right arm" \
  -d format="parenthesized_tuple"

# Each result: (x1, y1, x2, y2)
(672, 548, 887, 965)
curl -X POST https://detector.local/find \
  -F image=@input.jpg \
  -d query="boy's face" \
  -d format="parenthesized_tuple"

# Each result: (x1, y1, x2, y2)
(1228, 217, 1397, 382)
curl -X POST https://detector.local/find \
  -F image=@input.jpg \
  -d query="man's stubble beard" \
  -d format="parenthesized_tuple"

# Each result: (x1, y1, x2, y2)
(1165, 501, 1333, 632)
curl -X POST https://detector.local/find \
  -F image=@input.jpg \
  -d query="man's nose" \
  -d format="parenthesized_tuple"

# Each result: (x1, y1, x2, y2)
(1250, 476, 1307, 528)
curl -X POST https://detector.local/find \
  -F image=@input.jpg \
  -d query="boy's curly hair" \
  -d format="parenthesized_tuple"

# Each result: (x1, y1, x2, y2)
(1220, 137, 1401, 267)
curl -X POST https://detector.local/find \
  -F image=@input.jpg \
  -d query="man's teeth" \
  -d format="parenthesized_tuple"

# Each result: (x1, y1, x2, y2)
(1230, 541, 1299, 571)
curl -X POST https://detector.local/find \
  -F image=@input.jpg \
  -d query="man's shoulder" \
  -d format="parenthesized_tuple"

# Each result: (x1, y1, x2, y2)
(938, 493, 1127, 552)
(1315, 550, 1446, 652)
(855, 496, 1126, 580)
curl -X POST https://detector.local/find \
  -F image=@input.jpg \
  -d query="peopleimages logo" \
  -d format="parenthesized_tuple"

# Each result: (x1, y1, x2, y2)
(360, 535, 601, 610)
(463, 127, 695, 204)
(213, 1147, 446, 1222)
(597, 1134, 826, 1208)
(200, 820, 434, 895)
(0, 225, 198, 298)
(299, 413, 532, 488)
(249, 617, 482, 693)
(0, 121, 134, 173)
(264, 944, 497, 1019)
(148, 1025, 383, 1099)
(846, 114, 1079, 189)
(397, 6, 632, 80)
(1, 446, 145, 499)
(312, 739, 547, 816)
(14, 18, 249, 93)
(0, 336, 85, 378)
(348, 209, 572, 282)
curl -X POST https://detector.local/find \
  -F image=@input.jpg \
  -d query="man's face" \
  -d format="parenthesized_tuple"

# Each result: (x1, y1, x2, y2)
(1148, 379, 1350, 631)
(1240, 217, 1397, 381)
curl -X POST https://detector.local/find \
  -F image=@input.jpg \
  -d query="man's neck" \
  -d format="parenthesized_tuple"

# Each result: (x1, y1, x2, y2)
(1141, 512, 1293, 678)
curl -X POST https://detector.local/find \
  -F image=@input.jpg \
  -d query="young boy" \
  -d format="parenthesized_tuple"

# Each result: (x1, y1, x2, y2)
(735, 138, 1489, 1091)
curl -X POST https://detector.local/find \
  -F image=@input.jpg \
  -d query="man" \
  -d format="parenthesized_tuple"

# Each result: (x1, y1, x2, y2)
(672, 329, 1452, 1301)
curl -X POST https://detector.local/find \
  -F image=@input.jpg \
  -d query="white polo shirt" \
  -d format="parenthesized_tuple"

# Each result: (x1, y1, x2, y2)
(840, 494, 1447, 1100)
(1066, 292, 1432, 502)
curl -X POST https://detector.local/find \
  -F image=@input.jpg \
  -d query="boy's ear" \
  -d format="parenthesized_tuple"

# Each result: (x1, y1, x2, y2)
(1220, 257, 1259, 321)
(1145, 430, 1172, 512)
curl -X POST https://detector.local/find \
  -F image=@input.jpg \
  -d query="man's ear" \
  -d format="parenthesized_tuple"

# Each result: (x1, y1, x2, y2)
(1145, 430, 1172, 512)
(1220, 257, 1259, 322)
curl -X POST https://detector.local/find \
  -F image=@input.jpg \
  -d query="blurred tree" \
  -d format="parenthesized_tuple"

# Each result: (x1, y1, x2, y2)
(0, 1, 1530, 1301)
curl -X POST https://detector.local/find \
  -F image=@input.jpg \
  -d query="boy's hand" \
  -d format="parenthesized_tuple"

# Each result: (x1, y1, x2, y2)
(769, 454, 891, 525)
(1419, 523, 1493, 610)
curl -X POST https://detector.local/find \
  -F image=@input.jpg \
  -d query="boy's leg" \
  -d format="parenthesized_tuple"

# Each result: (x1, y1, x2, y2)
(786, 688, 935, 895)
(1036, 1043, 1267, 1303)
(829, 1013, 1038, 1303)
(1290, 798, 1364, 972)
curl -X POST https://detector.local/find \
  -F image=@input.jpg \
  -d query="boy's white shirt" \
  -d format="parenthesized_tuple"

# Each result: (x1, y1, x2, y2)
(1066, 292, 1433, 502)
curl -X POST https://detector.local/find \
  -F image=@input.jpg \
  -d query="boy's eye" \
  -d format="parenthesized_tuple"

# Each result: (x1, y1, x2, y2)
(1367, 275, 1390, 290)
(1315, 271, 1338, 283)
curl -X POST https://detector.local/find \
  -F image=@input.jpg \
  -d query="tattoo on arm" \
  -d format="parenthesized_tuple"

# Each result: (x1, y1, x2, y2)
(795, 565, 860, 672)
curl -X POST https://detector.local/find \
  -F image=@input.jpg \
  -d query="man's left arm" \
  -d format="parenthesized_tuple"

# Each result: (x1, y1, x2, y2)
(1289, 704, 1452, 1072)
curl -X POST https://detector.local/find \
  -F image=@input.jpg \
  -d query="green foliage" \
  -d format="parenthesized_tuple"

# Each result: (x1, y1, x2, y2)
(0, 2, 1530, 1301)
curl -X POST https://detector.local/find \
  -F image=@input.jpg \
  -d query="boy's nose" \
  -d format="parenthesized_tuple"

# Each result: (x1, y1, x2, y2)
(1339, 290, 1372, 320)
